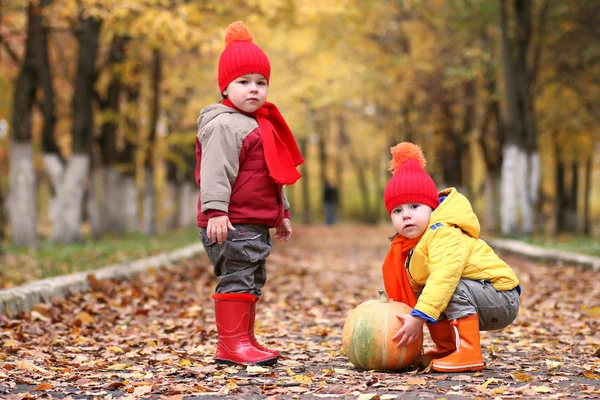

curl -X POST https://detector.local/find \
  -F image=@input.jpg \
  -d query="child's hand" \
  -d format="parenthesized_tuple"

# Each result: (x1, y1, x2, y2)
(207, 215, 235, 244)
(392, 314, 425, 347)
(274, 218, 292, 242)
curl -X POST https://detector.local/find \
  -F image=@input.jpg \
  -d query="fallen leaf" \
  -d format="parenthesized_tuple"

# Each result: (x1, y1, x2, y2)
(15, 360, 35, 371)
(107, 363, 130, 371)
(545, 360, 562, 370)
(480, 377, 498, 388)
(133, 385, 153, 396)
(406, 377, 426, 385)
(511, 373, 534, 382)
(293, 374, 313, 385)
(75, 311, 95, 325)
(246, 365, 270, 374)
(582, 371, 600, 380)
(533, 385, 554, 393)
(33, 382, 54, 391)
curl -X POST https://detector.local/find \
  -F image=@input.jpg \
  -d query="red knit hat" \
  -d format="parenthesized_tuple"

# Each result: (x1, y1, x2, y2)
(218, 21, 271, 93)
(384, 142, 439, 214)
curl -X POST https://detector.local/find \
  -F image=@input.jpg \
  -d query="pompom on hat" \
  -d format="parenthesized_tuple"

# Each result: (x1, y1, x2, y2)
(218, 21, 271, 93)
(383, 142, 440, 214)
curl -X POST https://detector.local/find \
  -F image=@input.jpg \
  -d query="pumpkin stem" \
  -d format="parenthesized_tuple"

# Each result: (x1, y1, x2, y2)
(378, 290, 389, 302)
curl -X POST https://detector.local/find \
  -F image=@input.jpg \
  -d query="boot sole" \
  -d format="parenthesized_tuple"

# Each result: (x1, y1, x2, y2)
(215, 357, 279, 366)
(431, 362, 485, 372)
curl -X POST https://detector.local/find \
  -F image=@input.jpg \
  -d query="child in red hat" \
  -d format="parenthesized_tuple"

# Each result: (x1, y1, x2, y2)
(381, 142, 520, 372)
(195, 21, 303, 366)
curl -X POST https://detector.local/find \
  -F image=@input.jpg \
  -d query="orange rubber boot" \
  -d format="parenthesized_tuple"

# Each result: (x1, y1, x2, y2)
(212, 293, 278, 366)
(250, 298, 280, 357)
(431, 314, 485, 372)
(425, 319, 455, 360)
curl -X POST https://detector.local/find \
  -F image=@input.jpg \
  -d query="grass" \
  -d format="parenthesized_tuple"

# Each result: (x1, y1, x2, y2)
(510, 234, 600, 258)
(0, 228, 200, 289)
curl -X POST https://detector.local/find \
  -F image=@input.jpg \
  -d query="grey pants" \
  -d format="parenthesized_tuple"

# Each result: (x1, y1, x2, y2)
(200, 224, 272, 297)
(441, 279, 520, 331)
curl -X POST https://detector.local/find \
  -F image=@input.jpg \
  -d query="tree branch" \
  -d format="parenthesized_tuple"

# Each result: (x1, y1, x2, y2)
(0, 34, 21, 64)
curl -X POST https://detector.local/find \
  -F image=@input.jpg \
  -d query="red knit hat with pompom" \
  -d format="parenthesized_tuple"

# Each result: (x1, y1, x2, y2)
(383, 142, 439, 214)
(218, 21, 271, 93)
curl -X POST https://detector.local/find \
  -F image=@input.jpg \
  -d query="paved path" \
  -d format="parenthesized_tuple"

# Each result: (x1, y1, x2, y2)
(1, 225, 599, 399)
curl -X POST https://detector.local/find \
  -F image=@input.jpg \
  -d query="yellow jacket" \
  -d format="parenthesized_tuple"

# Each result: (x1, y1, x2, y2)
(408, 188, 520, 321)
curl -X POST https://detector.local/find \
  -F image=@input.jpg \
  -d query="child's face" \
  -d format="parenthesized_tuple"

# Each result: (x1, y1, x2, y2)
(223, 73, 268, 113)
(390, 203, 433, 239)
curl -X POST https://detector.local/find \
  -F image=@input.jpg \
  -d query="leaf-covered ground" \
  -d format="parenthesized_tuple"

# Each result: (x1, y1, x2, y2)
(1, 224, 599, 399)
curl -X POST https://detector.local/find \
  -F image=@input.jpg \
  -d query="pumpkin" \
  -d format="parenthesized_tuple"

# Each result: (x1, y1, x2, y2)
(342, 290, 423, 371)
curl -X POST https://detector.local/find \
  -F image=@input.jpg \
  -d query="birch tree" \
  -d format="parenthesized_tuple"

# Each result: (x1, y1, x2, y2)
(50, 13, 101, 243)
(499, 0, 541, 235)
(7, 0, 52, 247)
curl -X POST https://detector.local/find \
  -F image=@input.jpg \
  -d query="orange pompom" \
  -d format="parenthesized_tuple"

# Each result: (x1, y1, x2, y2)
(224, 21, 254, 46)
(389, 142, 427, 174)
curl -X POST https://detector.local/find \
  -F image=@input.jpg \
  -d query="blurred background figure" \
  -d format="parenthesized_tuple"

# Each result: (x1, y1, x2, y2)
(323, 180, 339, 225)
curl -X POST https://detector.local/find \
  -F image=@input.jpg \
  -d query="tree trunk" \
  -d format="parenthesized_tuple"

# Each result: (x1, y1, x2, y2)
(7, 1, 46, 247)
(477, 41, 505, 233)
(483, 173, 501, 233)
(500, 144, 519, 235)
(42, 153, 63, 232)
(7, 144, 37, 246)
(38, 0, 58, 161)
(160, 181, 178, 232)
(94, 36, 127, 235)
(51, 155, 91, 243)
(499, 0, 519, 235)
(299, 138, 311, 225)
(567, 161, 579, 231)
(142, 167, 156, 235)
(514, 0, 540, 235)
(438, 99, 464, 190)
(178, 182, 197, 229)
(123, 177, 139, 233)
(583, 157, 591, 235)
(121, 77, 141, 233)
(401, 92, 416, 143)
(98, 37, 126, 167)
(51, 15, 101, 243)
(35, 0, 63, 241)
(315, 109, 329, 223)
(338, 114, 372, 222)
(516, 148, 534, 233)
(590, 142, 600, 237)
(86, 167, 102, 240)
(555, 146, 565, 234)
(142, 50, 162, 235)
(498, 0, 542, 235)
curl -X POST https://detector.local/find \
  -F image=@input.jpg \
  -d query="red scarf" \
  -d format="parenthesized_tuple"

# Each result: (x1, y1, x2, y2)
(222, 99, 304, 185)
(381, 234, 423, 308)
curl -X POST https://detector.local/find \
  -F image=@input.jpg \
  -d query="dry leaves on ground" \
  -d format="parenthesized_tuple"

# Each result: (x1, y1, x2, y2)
(1, 224, 600, 399)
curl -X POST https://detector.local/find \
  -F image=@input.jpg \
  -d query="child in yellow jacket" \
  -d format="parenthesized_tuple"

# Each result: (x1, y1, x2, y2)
(381, 142, 520, 372)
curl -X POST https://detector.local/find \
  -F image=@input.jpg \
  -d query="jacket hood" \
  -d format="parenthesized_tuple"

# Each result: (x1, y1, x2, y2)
(197, 103, 237, 131)
(429, 188, 480, 238)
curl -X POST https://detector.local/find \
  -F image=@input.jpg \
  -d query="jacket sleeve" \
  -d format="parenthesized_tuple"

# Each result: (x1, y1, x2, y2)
(414, 226, 471, 321)
(282, 186, 291, 219)
(199, 123, 240, 213)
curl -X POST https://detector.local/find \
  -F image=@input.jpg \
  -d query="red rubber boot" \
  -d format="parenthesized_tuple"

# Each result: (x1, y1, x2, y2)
(212, 293, 278, 366)
(250, 298, 280, 357)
